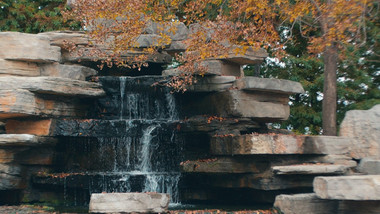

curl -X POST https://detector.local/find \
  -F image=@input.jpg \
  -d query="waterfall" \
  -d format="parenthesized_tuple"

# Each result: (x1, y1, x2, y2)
(137, 124, 158, 172)
(119, 77, 127, 119)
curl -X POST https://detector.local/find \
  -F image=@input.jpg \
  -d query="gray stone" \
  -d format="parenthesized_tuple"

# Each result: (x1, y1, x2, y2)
(145, 21, 189, 41)
(274, 193, 339, 214)
(218, 46, 268, 65)
(182, 90, 290, 120)
(313, 155, 357, 167)
(135, 34, 171, 48)
(0, 59, 40, 77)
(272, 164, 350, 175)
(313, 175, 380, 200)
(234, 77, 305, 94)
(199, 60, 241, 76)
(303, 136, 353, 155)
(0, 163, 23, 190)
(39, 31, 89, 48)
(0, 32, 61, 63)
(0, 76, 105, 97)
(0, 89, 89, 119)
(358, 158, 380, 175)
(339, 105, 380, 159)
(40, 63, 98, 81)
(166, 40, 187, 53)
(62, 47, 172, 64)
(186, 76, 237, 92)
(89, 193, 170, 213)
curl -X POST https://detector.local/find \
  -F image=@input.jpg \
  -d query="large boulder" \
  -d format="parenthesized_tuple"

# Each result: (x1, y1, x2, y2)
(339, 105, 380, 159)
(0, 90, 89, 119)
(89, 193, 170, 213)
(0, 59, 40, 77)
(40, 63, 98, 81)
(0, 32, 61, 63)
(313, 175, 380, 200)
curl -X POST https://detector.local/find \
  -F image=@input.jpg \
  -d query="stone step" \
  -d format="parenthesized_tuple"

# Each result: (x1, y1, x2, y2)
(180, 157, 268, 173)
(358, 158, 380, 175)
(89, 193, 170, 213)
(272, 164, 351, 175)
(274, 193, 339, 214)
(211, 134, 353, 155)
(274, 193, 380, 214)
(0, 134, 56, 147)
(234, 77, 305, 95)
(0, 76, 105, 97)
(313, 175, 380, 200)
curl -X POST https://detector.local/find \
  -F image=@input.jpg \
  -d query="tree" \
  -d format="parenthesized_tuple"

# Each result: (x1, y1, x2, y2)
(0, 0, 79, 33)
(66, 0, 374, 135)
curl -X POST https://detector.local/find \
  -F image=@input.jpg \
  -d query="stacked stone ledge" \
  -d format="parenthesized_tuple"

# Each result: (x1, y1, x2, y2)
(274, 105, 380, 214)
(0, 31, 106, 204)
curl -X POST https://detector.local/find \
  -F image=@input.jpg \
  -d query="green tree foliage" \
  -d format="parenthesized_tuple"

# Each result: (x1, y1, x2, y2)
(0, 0, 79, 33)
(248, 14, 380, 135)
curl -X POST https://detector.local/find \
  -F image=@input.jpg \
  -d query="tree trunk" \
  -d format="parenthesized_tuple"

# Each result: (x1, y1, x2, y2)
(322, 44, 338, 136)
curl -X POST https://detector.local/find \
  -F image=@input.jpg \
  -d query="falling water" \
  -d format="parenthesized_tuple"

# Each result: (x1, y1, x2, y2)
(138, 125, 159, 172)
(119, 77, 127, 119)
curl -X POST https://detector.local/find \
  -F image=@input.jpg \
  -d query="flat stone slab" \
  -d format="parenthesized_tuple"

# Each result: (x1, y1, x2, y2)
(274, 193, 339, 214)
(39, 31, 89, 47)
(40, 63, 98, 81)
(0, 89, 88, 119)
(0, 59, 40, 77)
(234, 77, 305, 94)
(0, 32, 60, 63)
(0, 134, 56, 147)
(5, 119, 54, 136)
(181, 90, 290, 120)
(314, 175, 380, 200)
(89, 193, 170, 213)
(0, 163, 23, 190)
(0, 76, 105, 97)
(272, 164, 350, 175)
(180, 157, 267, 173)
(340, 104, 380, 159)
(218, 46, 268, 65)
(186, 76, 237, 92)
(358, 158, 380, 175)
(211, 134, 353, 155)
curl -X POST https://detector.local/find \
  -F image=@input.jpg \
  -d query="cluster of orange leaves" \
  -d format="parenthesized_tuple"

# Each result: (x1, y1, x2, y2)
(64, 0, 373, 91)
(207, 116, 225, 124)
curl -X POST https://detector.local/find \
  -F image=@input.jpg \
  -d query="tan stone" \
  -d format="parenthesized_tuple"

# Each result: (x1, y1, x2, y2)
(0, 76, 105, 97)
(39, 31, 89, 48)
(180, 157, 267, 173)
(0, 59, 40, 77)
(272, 164, 350, 175)
(314, 175, 380, 200)
(0, 32, 60, 63)
(0, 90, 88, 119)
(89, 193, 170, 213)
(40, 63, 98, 81)
(211, 134, 354, 155)
(6, 119, 53, 136)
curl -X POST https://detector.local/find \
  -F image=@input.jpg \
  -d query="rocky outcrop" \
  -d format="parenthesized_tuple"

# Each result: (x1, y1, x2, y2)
(340, 104, 380, 159)
(89, 193, 170, 213)
(0, 32, 61, 63)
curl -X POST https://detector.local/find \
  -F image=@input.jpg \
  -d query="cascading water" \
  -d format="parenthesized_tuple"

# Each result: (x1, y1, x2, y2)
(88, 76, 182, 204)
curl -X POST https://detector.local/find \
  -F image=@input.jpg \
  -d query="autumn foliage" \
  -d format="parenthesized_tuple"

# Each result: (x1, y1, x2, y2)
(64, 0, 375, 135)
